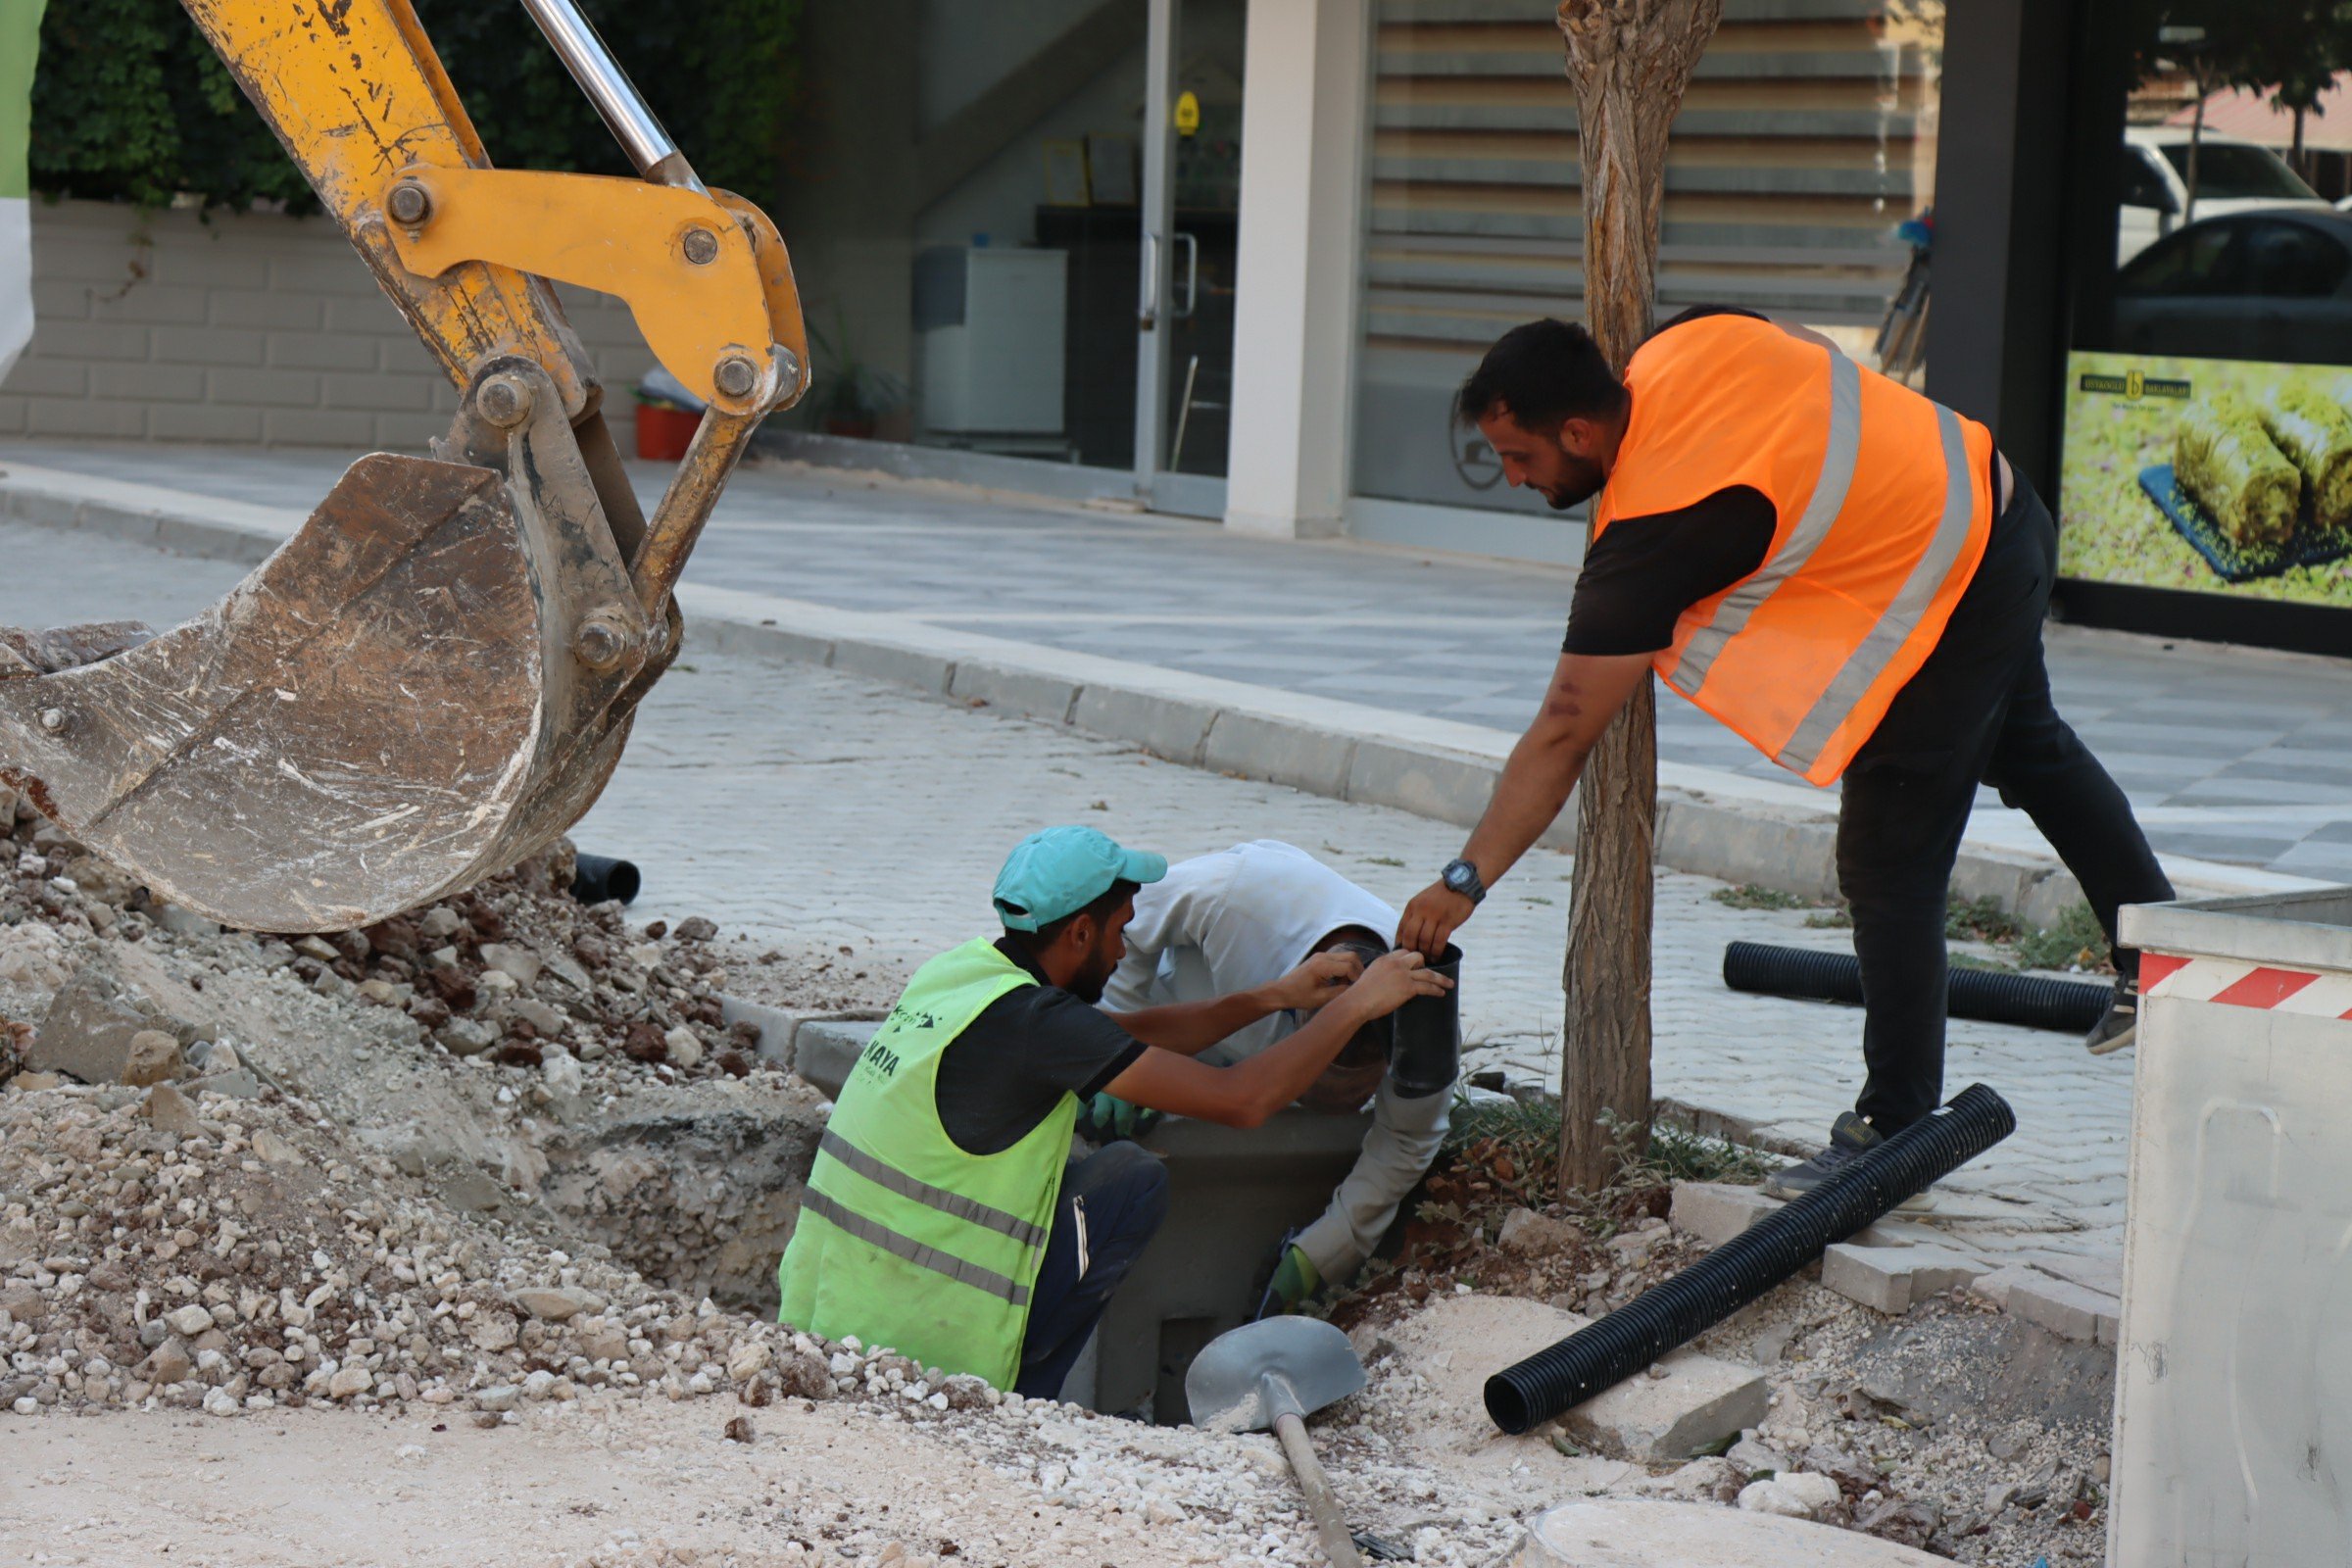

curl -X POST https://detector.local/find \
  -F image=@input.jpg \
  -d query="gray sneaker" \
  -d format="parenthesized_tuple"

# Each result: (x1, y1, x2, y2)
(2085, 975, 2138, 1055)
(1762, 1111, 1936, 1211)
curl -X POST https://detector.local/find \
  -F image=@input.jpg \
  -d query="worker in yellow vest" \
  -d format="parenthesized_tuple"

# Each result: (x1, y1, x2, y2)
(1397, 310, 2174, 1199)
(777, 825, 1447, 1396)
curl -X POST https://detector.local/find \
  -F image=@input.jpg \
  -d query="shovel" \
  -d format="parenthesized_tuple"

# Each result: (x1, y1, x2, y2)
(1186, 1317, 1368, 1567)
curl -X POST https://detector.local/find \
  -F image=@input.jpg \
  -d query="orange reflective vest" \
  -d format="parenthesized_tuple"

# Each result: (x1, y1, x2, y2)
(1593, 314, 1996, 786)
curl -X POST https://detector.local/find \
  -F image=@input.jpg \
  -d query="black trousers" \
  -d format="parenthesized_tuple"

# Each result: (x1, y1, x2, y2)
(1837, 478, 2174, 1132)
(1014, 1142, 1169, 1399)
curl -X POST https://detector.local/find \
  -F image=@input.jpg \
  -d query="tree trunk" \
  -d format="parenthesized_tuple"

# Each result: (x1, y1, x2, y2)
(1553, 0, 1722, 1192)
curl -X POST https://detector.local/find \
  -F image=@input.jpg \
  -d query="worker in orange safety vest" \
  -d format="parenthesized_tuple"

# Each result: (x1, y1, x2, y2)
(1397, 310, 2175, 1199)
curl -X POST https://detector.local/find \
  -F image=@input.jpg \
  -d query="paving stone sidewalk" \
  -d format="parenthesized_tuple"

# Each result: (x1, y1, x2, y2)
(0, 517, 2131, 1281)
(8, 437, 2352, 885)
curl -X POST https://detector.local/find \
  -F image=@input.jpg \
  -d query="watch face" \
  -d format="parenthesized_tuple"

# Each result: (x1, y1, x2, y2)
(1446, 863, 1474, 894)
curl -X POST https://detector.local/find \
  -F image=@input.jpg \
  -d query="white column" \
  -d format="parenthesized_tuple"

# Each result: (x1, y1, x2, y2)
(1221, 0, 1370, 540)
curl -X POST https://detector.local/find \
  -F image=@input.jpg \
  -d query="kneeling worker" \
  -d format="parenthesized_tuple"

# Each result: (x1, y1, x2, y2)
(775, 826, 1446, 1397)
(1101, 840, 1453, 1313)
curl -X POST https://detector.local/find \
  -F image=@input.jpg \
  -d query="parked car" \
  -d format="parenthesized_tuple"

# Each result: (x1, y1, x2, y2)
(2112, 210, 2352, 363)
(2116, 126, 2330, 267)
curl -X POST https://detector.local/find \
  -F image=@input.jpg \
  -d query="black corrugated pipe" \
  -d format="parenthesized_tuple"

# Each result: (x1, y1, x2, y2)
(570, 853, 641, 906)
(1389, 944, 1461, 1099)
(1484, 1083, 2016, 1436)
(1722, 941, 2109, 1034)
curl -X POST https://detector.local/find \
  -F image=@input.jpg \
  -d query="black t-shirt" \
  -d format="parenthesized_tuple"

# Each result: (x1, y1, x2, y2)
(932, 937, 1147, 1156)
(1562, 486, 1776, 656)
(1561, 304, 1780, 658)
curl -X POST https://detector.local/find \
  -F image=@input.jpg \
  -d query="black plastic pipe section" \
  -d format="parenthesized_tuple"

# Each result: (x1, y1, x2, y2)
(1484, 1083, 2016, 1436)
(1389, 944, 1462, 1099)
(1722, 941, 2110, 1034)
(570, 853, 642, 906)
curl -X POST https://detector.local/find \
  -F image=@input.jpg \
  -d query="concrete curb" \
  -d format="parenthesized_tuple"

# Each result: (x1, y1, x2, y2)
(2, 461, 2312, 918)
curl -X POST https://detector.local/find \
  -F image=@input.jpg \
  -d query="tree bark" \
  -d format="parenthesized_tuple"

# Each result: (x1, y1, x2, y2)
(1554, 0, 1721, 1192)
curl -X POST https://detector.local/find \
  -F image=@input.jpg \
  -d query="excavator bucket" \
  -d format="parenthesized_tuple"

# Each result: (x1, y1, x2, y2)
(0, 370, 661, 933)
(0, 0, 809, 931)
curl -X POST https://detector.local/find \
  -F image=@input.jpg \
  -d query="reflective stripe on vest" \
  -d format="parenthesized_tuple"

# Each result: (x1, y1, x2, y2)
(1777, 403, 1977, 775)
(817, 1128, 1050, 1251)
(1672, 352, 1863, 695)
(797, 1186, 1032, 1306)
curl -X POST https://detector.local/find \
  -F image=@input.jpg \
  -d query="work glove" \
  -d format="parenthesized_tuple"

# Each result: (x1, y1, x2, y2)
(1079, 1092, 1159, 1144)
(1255, 1242, 1322, 1319)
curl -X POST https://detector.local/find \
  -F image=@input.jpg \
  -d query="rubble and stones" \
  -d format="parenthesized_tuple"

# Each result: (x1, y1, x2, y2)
(0, 779, 2112, 1564)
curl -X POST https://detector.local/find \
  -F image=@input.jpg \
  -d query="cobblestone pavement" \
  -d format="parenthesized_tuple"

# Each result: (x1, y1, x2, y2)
(8, 437, 2352, 885)
(0, 518, 2129, 1273)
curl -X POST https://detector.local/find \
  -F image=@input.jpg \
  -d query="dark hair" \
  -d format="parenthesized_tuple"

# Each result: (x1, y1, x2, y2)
(1454, 318, 1628, 432)
(1004, 879, 1140, 955)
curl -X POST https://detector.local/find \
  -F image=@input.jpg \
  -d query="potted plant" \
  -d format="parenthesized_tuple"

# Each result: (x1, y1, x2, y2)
(808, 313, 907, 440)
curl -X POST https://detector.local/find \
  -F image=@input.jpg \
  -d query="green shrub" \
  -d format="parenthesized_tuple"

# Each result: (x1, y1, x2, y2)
(2014, 901, 2109, 972)
(1944, 894, 2021, 945)
(30, 0, 801, 212)
(1708, 884, 1814, 912)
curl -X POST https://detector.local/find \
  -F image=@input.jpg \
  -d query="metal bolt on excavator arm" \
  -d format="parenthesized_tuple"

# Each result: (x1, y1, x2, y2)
(0, 0, 808, 933)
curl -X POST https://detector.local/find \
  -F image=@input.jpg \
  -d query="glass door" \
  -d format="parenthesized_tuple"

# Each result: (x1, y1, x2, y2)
(1134, 0, 1245, 518)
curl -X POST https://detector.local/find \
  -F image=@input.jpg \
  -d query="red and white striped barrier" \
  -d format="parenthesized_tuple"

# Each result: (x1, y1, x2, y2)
(2140, 953, 2352, 1018)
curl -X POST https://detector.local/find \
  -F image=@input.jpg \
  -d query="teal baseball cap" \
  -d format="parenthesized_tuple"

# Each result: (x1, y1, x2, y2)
(993, 826, 1167, 932)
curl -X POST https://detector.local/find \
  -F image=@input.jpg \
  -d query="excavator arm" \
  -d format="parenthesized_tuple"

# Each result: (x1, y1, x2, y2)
(0, 0, 807, 932)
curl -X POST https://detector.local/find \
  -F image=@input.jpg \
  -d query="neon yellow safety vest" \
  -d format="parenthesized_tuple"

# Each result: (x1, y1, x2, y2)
(775, 938, 1078, 1388)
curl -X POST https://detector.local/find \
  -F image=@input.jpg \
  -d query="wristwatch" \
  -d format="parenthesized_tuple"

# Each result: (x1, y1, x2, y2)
(1442, 857, 1487, 906)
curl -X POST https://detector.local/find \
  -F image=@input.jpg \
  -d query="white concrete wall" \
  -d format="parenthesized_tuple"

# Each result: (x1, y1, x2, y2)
(1221, 0, 1369, 541)
(0, 199, 658, 451)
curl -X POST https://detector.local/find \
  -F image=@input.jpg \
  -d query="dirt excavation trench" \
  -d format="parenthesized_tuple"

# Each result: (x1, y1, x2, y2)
(0, 784, 2117, 1566)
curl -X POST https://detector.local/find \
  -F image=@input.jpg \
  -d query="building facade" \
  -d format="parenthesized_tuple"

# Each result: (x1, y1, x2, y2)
(760, 0, 2352, 654)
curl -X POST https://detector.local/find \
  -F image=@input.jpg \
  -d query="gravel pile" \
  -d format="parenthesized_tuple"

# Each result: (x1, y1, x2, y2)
(0, 1074, 837, 1421)
(0, 1065, 1503, 1566)
(0, 786, 1522, 1565)
(0, 781, 756, 1087)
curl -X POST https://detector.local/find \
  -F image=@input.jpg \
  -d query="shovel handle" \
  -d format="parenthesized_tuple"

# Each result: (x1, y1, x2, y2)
(1273, 1410, 1364, 1568)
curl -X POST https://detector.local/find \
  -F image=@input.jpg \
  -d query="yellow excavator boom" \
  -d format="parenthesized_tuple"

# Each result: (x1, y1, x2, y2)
(0, 0, 808, 932)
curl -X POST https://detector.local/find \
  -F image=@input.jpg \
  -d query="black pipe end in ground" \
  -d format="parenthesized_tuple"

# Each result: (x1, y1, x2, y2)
(1389, 943, 1463, 1099)
(571, 853, 641, 906)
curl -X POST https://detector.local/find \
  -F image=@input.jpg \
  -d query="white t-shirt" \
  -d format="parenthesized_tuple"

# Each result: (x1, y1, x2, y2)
(1103, 841, 1399, 1065)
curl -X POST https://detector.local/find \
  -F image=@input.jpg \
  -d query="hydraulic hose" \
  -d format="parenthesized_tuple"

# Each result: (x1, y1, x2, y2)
(570, 852, 642, 906)
(1484, 1083, 2015, 1436)
(1722, 941, 2109, 1034)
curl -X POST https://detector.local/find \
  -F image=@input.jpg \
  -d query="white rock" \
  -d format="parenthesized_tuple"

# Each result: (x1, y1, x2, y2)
(202, 1387, 242, 1417)
(478, 943, 544, 987)
(327, 1366, 372, 1399)
(512, 1286, 603, 1323)
(249, 1129, 302, 1166)
(165, 1304, 215, 1337)
(542, 1050, 584, 1098)
(663, 1027, 703, 1068)
(1737, 1472, 1842, 1520)
(475, 1384, 522, 1412)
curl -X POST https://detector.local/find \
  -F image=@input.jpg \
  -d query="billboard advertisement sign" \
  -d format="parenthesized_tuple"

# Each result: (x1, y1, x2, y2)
(2058, 350, 2352, 609)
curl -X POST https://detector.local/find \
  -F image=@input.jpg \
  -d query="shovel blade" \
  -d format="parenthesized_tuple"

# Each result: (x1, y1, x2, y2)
(1185, 1316, 1366, 1433)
